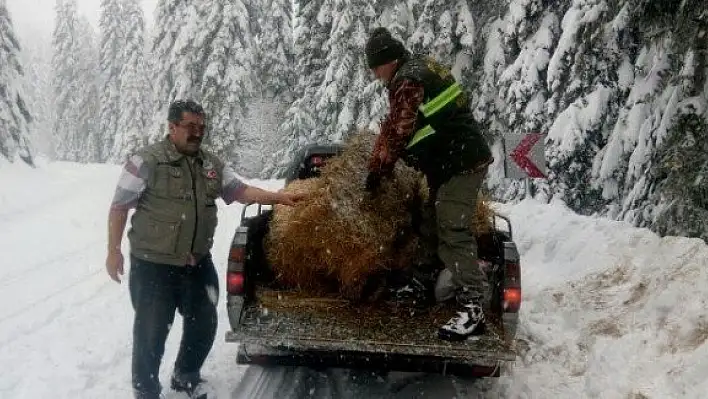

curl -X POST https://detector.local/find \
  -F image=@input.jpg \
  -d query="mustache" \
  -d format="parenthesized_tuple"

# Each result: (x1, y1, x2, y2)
(187, 137, 202, 143)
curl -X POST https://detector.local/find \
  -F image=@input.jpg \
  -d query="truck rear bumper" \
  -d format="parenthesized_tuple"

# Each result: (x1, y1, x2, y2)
(234, 343, 503, 378)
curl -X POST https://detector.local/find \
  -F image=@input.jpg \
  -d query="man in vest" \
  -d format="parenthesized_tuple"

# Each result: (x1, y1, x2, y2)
(105, 100, 306, 399)
(364, 28, 494, 341)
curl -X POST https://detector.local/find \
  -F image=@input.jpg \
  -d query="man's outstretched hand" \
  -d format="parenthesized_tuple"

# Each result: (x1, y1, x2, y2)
(277, 191, 308, 206)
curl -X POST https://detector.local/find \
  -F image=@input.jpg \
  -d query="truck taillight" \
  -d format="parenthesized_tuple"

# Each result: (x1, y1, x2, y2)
(229, 246, 245, 262)
(227, 271, 245, 295)
(504, 260, 521, 312)
(227, 244, 246, 295)
(503, 287, 521, 312)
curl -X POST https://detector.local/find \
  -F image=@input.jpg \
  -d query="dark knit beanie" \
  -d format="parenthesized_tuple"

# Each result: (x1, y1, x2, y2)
(365, 27, 408, 68)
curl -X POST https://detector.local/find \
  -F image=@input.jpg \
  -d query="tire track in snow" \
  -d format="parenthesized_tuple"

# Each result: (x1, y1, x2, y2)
(0, 168, 113, 224)
(231, 365, 497, 398)
(0, 271, 131, 398)
(0, 269, 107, 347)
(0, 241, 99, 289)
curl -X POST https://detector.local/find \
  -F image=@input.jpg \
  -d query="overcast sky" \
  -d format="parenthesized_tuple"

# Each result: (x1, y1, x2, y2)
(7, 0, 158, 40)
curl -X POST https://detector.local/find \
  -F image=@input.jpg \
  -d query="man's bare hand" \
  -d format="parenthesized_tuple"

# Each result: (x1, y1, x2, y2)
(278, 192, 308, 206)
(106, 252, 124, 283)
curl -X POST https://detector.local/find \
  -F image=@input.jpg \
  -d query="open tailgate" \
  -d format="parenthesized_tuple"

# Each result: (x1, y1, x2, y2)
(226, 290, 516, 376)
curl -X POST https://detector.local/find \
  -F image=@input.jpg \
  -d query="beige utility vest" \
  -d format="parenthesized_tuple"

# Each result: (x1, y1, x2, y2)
(128, 138, 223, 266)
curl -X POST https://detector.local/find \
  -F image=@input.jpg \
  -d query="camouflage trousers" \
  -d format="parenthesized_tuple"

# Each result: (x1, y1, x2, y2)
(418, 167, 489, 304)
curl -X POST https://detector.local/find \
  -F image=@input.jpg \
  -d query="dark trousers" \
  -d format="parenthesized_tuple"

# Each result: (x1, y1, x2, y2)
(129, 255, 219, 399)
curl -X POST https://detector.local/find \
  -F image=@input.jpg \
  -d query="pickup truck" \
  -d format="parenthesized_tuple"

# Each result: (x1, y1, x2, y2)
(224, 143, 521, 379)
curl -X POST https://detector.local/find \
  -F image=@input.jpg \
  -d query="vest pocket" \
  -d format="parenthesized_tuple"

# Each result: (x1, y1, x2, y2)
(133, 213, 182, 255)
(168, 167, 187, 198)
(154, 165, 187, 199)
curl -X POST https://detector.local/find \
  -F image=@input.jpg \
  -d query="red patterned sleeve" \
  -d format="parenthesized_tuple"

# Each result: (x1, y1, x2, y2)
(368, 79, 425, 175)
(110, 154, 148, 210)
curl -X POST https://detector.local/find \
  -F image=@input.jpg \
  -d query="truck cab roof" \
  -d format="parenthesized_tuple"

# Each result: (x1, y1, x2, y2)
(282, 143, 345, 184)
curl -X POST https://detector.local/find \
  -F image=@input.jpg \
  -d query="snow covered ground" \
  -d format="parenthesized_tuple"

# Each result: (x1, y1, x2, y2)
(1, 160, 707, 398)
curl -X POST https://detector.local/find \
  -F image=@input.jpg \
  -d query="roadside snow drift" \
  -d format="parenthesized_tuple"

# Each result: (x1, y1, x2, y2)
(497, 200, 708, 399)
(1, 161, 707, 398)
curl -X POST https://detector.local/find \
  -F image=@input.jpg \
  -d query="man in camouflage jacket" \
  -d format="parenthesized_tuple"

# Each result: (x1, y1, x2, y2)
(364, 27, 493, 341)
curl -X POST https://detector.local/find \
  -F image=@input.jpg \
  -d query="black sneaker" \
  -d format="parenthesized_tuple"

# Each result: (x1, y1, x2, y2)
(438, 301, 486, 341)
(133, 390, 165, 399)
(170, 376, 209, 399)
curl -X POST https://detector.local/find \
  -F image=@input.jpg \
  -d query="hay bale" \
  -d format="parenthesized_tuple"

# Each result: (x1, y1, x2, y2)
(266, 131, 424, 301)
(266, 130, 496, 301)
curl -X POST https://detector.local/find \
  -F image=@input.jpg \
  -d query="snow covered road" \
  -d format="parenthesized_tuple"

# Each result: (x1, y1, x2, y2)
(231, 366, 496, 398)
(2, 161, 707, 398)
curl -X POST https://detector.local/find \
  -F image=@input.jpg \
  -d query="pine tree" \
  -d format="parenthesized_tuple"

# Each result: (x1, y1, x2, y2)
(297, 0, 332, 100)
(0, 0, 33, 166)
(97, 0, 124, 161)
(408, 0, 438, 56)
(408, 0, 476, 72)
(313, 0, 377, 142)
(112, 0, 149, 162)
(256, 0, 295, 101)
(198, 0, 254, 165)
(264, 0, 331, 177)
(75, 18, 100, 163)
(375, 0, 414, 40)
(242, 0, 261, 44)
(52, 0, 82, 161)
(533, 0, 615, 213)
(51, 1, 99, 163)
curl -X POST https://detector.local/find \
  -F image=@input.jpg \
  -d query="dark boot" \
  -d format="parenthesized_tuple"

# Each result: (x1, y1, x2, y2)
(170, 375, 209, 399)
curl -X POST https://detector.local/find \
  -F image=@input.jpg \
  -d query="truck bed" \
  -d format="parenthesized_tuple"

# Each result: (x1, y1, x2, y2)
(226, 288, 515, 364)
(226, 209, 519, 376)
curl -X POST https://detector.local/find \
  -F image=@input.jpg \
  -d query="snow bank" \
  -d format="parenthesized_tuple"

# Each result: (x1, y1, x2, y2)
(497, 199, 708, 399)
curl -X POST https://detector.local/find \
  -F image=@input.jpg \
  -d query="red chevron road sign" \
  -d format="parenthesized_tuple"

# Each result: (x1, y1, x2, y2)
(509, 133, 546, 178)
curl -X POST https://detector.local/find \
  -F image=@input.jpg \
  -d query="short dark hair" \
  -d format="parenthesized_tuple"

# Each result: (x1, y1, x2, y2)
(167, 100, 205, 123)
